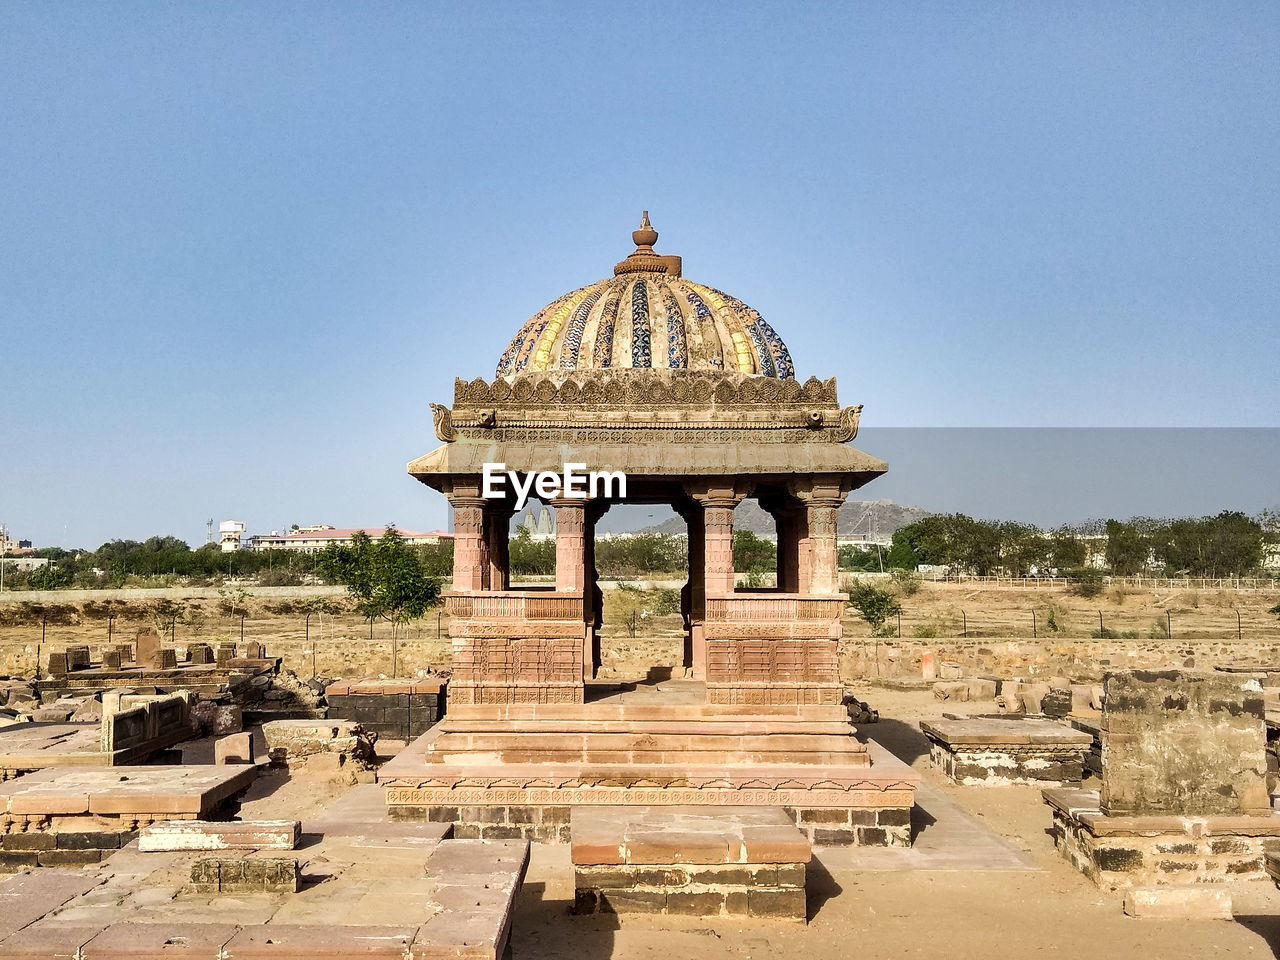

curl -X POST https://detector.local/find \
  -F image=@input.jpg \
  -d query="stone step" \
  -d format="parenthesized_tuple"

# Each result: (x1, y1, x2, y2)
(437, 718, 856, 736)
(428, 748, 862, 766)
(445, 703, 850, 723)
(426, 732, 862, 753)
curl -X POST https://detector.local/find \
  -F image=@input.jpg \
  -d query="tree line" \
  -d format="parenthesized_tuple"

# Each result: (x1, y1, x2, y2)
(871, 511, 1273, 577)
(7, 509, 1275, 591)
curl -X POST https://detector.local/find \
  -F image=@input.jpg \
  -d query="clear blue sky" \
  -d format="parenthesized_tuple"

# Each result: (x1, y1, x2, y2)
(2, 3, 1277, 548)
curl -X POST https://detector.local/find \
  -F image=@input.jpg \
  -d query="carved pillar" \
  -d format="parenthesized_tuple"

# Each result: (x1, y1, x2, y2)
(687, 482, 744, 597)
(675, 501, 703, 673)
(796, 480, 847, 596)
(760, 495, 804, 594)
(485, 505, 512, 591)
(703, 500, 738, 595)
(448, 495, 489, 592)
(584, 504, 605, 681)
(553, 499, 588, 593)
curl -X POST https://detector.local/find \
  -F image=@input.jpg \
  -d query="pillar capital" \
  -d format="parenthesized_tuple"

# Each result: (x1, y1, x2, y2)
(684, 479, 748, 509)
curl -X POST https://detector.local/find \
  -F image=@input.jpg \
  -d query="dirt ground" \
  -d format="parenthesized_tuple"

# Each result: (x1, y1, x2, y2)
(503, 686, 1280, 959)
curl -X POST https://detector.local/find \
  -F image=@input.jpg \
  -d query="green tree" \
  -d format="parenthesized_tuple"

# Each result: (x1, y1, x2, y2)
(318, 528, 442, 639)
(1105, 519, 1152, 575)
(28, 564, 71, 590)
(847, 578, 902, 637)
(732, 530, 776, 575)
(1048, 527, 1087, 570)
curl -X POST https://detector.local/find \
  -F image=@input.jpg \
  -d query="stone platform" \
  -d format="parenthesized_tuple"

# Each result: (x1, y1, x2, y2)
(1044, 787, 1280, 891)
(0, 788, 528, 959)
(379, 681, 919, 846)
(920, 717, 1093, 786)
(0, 766, 257, 872)
(571, 805, 810, 920)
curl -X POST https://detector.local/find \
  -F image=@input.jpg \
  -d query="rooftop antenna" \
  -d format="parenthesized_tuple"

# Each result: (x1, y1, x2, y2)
(205, 518, 214, 545)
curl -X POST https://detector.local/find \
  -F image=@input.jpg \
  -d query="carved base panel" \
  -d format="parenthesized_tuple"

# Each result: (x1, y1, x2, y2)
(448, 683, 585, 706)
(451, 636, 584, 694)
(705, 639, 840, 689)
(705, 683, 843, 706)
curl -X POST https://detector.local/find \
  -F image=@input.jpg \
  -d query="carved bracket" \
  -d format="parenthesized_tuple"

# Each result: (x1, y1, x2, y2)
(831, 404, 863, 443)
(429, 402, 457, 442)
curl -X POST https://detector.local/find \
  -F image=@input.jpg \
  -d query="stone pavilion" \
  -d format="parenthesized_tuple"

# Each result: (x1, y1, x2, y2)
(380, 215, 919, 845)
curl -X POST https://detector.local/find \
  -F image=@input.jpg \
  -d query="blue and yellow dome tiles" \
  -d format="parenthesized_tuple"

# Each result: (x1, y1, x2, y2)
(495, 213, 795, 379)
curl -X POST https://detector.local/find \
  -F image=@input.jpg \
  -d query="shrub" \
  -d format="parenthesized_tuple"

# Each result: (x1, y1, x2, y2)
(1068, 569, 1104, 598)
(912, 623, 938, 639)
(847, 579, 902, 635)
(651, 588, 680, 616)
(889, 569, 922, 597)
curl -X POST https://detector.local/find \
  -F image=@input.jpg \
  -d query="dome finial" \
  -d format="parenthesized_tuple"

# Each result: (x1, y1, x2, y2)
(632, 210, 658, 250)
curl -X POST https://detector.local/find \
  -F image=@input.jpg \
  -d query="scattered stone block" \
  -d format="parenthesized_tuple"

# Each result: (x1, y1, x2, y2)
(100, 650, 122, 670)
(1070, 684, 1095, 714)
(193, 701, 243, 736)
(65, 646, 92, 671)
(190, 854, 300, 893)
(996, 680, 1023, 713)
(922, 718, 1092, 785)
(262, 719, 376, 769)
(1122, 885, 1233, 920)
(1041, 688, 1072, 718)
(214, 732, 255, 766)
(932, 681, 969, 702)
(920, 650, 936, 680)
(46, 653, 68, 677)
(69, 698, 102, 723)
(242, 641, 265, 659)
(215, 645, 235, 666)
(140, 820, 299, 852)
(966, 678, 998, 701)
(135, 627, 162, 669)
(939, 661, 962, 679)
(186, 642, 215, 665)
(1020, 682, 1051, 714)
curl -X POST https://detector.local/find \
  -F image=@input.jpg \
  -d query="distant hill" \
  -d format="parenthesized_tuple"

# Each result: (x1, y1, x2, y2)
(641, 499, 931, 540)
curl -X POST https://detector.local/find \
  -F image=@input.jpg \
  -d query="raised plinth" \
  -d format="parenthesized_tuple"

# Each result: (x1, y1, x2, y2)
(920, 717, 1093, 786)
(571, 806, 810, 920)
(1044, 787, 1280, 891)
(380, 681, 919, 846)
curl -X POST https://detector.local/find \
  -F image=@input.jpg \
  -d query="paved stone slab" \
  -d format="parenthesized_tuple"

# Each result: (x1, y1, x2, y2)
(0, 870, 106, 941)
(1123, 885, 1234, 920)
(0, 922, 108, 959)
(138, 821, 299, 852)
(0, 766, 257, 821)
(221, 925, 418, 958)
(80, 923, 241, 959)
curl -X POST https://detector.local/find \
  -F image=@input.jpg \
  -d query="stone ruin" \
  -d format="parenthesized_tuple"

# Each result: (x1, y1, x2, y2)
(1043, 669, 1280, 916)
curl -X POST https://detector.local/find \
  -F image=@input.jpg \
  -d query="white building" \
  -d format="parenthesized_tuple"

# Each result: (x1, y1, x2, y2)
(219, 520, 247, 552)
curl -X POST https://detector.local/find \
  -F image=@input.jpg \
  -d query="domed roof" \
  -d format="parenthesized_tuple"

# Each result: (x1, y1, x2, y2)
(495, 213, 794, 379)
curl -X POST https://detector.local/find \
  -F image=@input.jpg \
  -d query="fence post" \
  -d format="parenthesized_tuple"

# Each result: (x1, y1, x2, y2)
(1167, 610, 1172, 639)
(1031, 609, 1037, 639)
(962, 610, 967, 639)
(1098, 610, 1103, 634)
